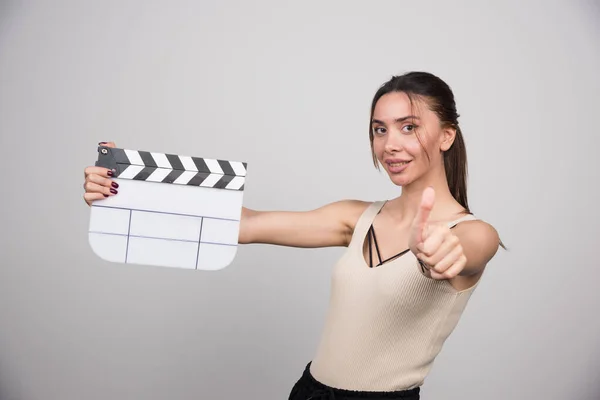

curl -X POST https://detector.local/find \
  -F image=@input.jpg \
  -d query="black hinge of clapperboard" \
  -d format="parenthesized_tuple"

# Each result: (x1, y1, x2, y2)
(95, 145, 129, 175)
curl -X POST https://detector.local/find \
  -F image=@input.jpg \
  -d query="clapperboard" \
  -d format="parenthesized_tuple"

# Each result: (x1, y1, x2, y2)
(88, 145, 247, 271)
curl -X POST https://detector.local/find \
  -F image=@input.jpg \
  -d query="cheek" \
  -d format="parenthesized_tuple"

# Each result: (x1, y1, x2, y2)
(407, 132, 440, 160)
(373, 139, 385, 157)
(404, 138, 425, 157)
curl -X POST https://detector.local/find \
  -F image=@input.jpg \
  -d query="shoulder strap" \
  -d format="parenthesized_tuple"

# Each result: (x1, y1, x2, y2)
(348, 201, 386, 248)
(448, 213, 478, 228)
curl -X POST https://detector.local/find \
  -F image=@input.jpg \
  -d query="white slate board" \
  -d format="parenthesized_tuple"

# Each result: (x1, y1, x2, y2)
(88, 145, 247, 271)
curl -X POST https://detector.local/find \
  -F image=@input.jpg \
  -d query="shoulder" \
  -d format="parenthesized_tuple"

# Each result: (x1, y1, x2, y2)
(322, 199, 373, 225)
(452, 218, 501, 266)
(319, 199, 376, 245)
(454, 218, 499, 241)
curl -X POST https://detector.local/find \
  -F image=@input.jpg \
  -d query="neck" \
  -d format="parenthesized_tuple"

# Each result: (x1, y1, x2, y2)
(386, 163, 458, 224)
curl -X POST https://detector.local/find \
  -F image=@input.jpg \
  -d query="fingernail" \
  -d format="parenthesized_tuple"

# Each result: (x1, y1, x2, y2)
(103, 194, 109, 197)
(107, 170, 114, 176)
(111, 182, 119, 188)
(99, 141, 107, 144)
(110, 188, 118, 194)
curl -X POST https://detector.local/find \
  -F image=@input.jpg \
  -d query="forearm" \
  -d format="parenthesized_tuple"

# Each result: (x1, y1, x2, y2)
(238, 206, 257, 244)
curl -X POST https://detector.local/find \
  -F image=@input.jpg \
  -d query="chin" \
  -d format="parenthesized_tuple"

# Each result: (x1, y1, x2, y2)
(390, 177, 409, 187)
(385, 170, 411, 187)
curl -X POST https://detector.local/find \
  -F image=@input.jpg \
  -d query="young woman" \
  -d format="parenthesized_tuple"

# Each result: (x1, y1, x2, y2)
(83, 71, 501, 400)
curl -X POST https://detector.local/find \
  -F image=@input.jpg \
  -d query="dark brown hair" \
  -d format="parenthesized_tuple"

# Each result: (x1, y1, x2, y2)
(369, 71, 469, 212)
(369, 71, 506, 250)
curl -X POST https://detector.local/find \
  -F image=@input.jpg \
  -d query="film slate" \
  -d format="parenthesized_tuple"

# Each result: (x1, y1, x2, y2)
(88, 145, 248, 271)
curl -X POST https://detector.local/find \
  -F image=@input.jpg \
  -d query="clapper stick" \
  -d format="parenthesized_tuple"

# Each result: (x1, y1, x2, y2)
(88, 145, 248, 271)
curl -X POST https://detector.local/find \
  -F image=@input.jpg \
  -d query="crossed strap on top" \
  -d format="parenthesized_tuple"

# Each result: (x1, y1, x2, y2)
(366, 224, 411, 268)
(366, 222, 463, 269)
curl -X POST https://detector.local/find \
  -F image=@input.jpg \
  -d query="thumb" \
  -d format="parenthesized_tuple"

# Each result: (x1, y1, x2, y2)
(413, 186, 435, 244)
(99, 141, 117, 148)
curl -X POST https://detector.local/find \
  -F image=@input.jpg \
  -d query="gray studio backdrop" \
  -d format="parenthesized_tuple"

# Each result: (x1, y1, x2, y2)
(1, 1, 599, 399)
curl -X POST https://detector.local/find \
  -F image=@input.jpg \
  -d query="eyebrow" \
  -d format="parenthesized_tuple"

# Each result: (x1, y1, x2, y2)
(371, 115, 420, 125)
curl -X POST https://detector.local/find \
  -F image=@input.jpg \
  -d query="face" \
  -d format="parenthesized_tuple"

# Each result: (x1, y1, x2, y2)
(370, 91, 455, 187)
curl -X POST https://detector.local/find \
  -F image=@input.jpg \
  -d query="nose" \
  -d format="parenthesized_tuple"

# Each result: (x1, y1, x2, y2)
(384, 131, 403, 153)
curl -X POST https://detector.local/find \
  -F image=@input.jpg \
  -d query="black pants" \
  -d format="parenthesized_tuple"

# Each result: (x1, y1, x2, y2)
(288, 362, 420, 400)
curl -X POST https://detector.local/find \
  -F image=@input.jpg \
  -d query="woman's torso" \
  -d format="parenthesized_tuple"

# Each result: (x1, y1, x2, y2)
(309, 200, 481, 391)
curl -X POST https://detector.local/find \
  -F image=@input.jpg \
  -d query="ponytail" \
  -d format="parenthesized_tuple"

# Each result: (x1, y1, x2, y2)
(444, 125, 469, 213)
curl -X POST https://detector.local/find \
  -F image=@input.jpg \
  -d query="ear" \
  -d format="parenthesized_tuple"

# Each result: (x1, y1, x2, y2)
(440, 126, 457, 151)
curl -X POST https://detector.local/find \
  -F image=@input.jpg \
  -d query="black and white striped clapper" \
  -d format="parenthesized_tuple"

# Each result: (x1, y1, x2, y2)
(88, 145, 248, 271)
(95, 146, 247, 190)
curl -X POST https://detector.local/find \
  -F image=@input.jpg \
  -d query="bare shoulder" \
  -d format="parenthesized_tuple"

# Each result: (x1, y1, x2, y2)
(326, 199, 373, 223)
(455, 219, 499, 243)
(322, 199, 373, 244)
(453, 218, 501, 268)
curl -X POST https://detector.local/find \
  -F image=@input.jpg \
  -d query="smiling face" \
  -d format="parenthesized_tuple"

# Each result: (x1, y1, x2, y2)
(370, 91, 455, 187)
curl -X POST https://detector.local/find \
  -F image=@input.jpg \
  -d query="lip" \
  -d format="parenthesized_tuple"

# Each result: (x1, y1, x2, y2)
(385, 159, 412, 173)
(385, 158, 411, 164)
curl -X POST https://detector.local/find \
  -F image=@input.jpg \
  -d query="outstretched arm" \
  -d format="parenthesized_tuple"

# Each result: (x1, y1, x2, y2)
(239, 200, 370, 248)
(84, 142, 371, 250)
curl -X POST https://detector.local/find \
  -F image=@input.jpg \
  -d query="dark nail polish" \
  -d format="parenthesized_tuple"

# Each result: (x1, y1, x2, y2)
(107, 170, 114, 176)
(110, 188, 118, 194)
(104, 194, 109, 197)
(99, 142, 107, 145)
(111, 182, 119, 188)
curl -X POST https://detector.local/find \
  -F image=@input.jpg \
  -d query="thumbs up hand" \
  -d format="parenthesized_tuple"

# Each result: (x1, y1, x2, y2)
(409, 187, 467, 280)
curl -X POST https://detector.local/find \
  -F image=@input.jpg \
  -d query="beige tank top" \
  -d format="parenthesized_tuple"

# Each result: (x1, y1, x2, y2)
(309, 200, 481, 391)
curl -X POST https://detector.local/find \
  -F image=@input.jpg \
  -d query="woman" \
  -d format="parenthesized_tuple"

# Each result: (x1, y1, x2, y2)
(83, 71, 501, 399)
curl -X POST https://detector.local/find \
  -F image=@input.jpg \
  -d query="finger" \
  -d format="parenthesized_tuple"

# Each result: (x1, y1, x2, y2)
(84, 192, 108, 206)
(418, 223, 449, 256)
(430, 255, 467, 280)
(418, 234, 460, 265)
(430, 244, 464, 274)
(86, 173, 118, 190)
(98, 141, 116, 148)
(413, 186, 435, 243)
(84, 181, 118, 196)
(429, 269, 446, 280)
(84, 166, 115, 178)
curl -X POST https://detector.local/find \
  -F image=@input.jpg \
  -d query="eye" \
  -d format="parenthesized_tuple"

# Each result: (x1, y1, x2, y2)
(402, 124, 417, 133)
(373, 126, 387, 135)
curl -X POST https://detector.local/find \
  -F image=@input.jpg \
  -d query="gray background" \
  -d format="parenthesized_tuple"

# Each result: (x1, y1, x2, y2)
(1, 1, 599, 399)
